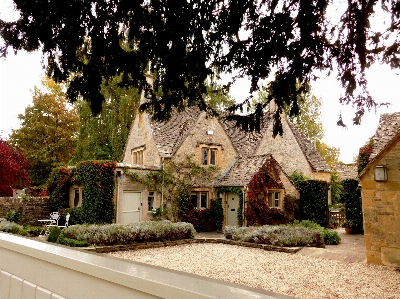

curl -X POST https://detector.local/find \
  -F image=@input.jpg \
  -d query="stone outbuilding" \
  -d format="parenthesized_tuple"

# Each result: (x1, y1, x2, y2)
(359, 112, 400, 267)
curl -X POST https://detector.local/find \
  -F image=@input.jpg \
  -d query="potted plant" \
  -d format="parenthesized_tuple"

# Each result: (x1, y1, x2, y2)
(342, 220, 354, 234)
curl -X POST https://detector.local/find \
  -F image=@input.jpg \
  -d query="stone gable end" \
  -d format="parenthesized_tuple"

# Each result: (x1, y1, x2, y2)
(174, 113, 238, 175)
(122, 112, 161, 167)
(361, 137, 400, 267)
(256, 118, 314, 178)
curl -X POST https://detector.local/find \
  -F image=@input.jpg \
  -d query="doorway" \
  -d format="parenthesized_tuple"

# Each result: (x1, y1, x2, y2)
(226, 192, 239, 226)
(122, 191, 142, 224)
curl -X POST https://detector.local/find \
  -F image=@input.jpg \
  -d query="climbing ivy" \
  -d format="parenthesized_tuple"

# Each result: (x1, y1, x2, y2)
(216, 187, 243, 227)
(357, 138, 374, 174)
(46, 161, 117, 224)
(76, 161, 117, 224)
(342, 179, 363, 232)
(47, 167, 74, 211)
(298, 180, 329, 227)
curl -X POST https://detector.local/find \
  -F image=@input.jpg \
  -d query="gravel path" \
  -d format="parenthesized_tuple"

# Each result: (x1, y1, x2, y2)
(109, 243, 400, 299)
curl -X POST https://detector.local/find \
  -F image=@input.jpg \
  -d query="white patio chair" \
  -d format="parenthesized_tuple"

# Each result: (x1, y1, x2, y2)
(49, 212, 61, 226)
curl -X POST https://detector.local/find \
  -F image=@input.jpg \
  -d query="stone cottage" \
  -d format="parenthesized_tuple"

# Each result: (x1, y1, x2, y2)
(359, 112, 400, 267)
(111, 98, 331, 226)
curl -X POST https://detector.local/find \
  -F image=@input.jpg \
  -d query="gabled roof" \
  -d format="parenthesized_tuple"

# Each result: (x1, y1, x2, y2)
(287, 121, 331, 172)
(216, 154, 277, 187)
(150, 107, 203, 157)
(219, 113, 272, 157)
(370, 112, 400, 160)
(334, 163, 358, 181)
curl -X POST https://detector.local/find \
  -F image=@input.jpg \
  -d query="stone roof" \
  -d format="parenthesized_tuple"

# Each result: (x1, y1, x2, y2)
(287, 122, 331, 172)
(215, 154, 272, 187)
(370, 112, 400, 160)
(150, 107, 203, 157)
(219, 113, 272, 157)
(334, 163, 358, 181)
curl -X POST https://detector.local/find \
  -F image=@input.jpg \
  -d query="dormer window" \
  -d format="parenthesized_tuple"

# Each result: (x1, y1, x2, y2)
(202, 148, 217, 165)
(131, 145, 145, 165)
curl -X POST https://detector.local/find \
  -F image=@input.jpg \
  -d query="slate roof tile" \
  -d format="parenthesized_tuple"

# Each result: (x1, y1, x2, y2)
(150, 107, 203, 157)
(370, 112, 400, 160)
(216, 155, 272, 187)
(287, 122, 331, 172)
(334, 163, 358, 181)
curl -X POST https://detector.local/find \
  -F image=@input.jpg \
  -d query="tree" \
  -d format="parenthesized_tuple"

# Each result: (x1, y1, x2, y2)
(8, 78, 79, 186)
(0, 139, 30, 196)
(72, 75, 141, 162)
(2, 1, 398, 135)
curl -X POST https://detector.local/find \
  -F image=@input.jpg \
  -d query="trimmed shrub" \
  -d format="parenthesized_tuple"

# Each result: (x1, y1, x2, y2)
(57, 233, 89, 247)
(0, 218, 28, 236)
(61, 221, 196, 246)
(223, 225, 324, 247)
(291, 220, 341, 245)
(342, 179, 363, 232)
(299, 180, 329, 227)
(283, 195, 300, 222)
(47, 226, 61, 243)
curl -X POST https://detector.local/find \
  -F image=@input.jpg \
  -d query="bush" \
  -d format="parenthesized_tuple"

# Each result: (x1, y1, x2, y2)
(223, 225, 324, 247)
(342, 179, 363, 232)
(245, 195, 288, 226)
(283, 195, 300, 222)
(0, 218, 27, 236)
(57, 233, 89, 247)
(23, 226, 42, 237)
(64, 207, 85, 225)
(299, 180, 329, 227)
(47, 226, 61, 243)
(291, 220, 341, 245)
(4, 207, 23, 224)
(60, 221, 196, 246)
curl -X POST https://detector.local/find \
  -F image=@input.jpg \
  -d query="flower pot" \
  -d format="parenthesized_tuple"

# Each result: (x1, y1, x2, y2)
(345, 227, 353, 234)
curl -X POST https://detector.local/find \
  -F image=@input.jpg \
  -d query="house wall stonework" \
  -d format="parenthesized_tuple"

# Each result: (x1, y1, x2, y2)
(360, 140, 400, 267)
(174, 113, 238, 175)
(256, 118, 315, 179)
(122, 112, 161, 167)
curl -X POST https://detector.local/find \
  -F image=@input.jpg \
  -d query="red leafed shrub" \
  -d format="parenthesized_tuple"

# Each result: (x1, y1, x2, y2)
(245, 196, 287, 226)
(0, 139, 30, 196)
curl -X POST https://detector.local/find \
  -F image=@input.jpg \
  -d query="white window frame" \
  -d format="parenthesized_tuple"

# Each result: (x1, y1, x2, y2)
(201, 147, 218, 166)
(147, 191, 155, 212)
(70, 186, 84, 208)
(190, 191, 209, 209)
(131, 145, 146, 165)
(268, 191, 282, 209)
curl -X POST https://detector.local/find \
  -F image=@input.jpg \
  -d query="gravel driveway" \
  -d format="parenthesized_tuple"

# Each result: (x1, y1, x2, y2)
(110, 243, 400, 299)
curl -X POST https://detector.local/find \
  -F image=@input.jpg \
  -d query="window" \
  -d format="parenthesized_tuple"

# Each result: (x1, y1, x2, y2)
(71, 187, 84, 207)
(201, 147, 217, 165)
(131, 146, 145, 165)
(148, 191, 155, 212)
(191, 191, 209, 209)
(268, 191, 281, 208)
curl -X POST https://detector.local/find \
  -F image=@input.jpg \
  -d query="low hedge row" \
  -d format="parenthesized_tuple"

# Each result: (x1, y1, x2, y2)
(57, 220, 196, 246)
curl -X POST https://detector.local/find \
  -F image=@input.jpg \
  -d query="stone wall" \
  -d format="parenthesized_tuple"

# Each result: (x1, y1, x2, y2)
(360, 140, 400, 267)
(175, 113, 238, 177)
(0, 197, 53, 225)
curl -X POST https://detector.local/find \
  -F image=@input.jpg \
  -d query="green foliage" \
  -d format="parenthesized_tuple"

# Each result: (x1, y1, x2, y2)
(0, 218, 28, 236)
(291, 220, 341, 245)
(57, 233, 89, 247)
(299, 180, 329, 227)
(8, 78, 79, 186)
(2, 1, 391, 134)
(47, 226, 61, 243)
(47, 167, 73, 211)
(62, 221, 195, 246)
(76, 161, 116, 224)
(342, 179, 363, 232)
(217, 187, 243, 226)
(283, 195, 300, 222)
(289, 171, 310, 190)
(357, 138, 374, 174)
(212, 198, 224, 231)
(126, 155, 219, 222)
(4, 207, 23, 224)
(64, 207, 85, 225)
(72, 75, 141, 162)
(180, 199, 223, 232)
(330, 171, 344, 205)
(223, 225, 324, 247)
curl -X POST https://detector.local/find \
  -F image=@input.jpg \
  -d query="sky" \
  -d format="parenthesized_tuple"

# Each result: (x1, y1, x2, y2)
(1, 0, 399, 164)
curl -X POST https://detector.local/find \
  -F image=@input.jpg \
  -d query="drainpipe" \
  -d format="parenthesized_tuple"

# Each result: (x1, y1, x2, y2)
(243, 186, 247, 227)
(161, 157, 164, 210)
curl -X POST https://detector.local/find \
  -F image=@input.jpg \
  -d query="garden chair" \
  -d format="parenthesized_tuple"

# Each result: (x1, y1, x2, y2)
(49, 212, 61, 226)
(58, 213, 70, 229)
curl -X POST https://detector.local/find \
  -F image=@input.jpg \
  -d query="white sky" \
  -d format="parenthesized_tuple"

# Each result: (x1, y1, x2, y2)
(1, 0, 399, 164)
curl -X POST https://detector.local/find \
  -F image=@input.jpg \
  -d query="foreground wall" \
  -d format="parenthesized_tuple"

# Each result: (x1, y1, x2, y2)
(360, 143, 400, 267)
(0, 233, 293, 299)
